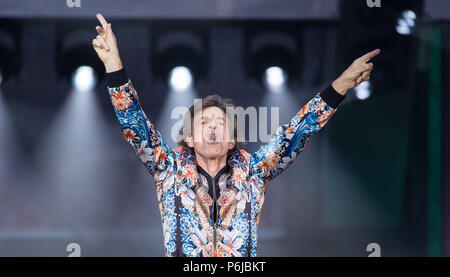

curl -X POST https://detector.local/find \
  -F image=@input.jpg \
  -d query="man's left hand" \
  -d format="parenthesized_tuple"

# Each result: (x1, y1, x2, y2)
(332, 49, 381, 96)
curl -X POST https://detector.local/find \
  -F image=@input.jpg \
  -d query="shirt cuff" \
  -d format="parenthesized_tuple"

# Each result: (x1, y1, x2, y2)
(106, 68, 129, 88)
(319, 84, 346, 109)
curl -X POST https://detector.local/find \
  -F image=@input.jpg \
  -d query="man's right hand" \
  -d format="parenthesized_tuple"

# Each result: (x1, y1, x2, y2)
(92, 13, 123, 73)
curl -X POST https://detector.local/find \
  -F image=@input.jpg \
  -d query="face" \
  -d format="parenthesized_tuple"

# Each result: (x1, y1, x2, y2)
(186, 106, 235, 160)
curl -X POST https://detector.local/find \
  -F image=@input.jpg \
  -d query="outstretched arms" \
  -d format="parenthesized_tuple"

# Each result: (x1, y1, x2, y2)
(251, 49, 381, 188)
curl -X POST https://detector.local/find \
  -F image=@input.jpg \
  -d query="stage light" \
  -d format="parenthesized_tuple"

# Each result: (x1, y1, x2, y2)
(396, 10, 416, 35)
(264, 66, 287, 92)
(71, 65, 97, 91)
(57, 31, 105, 90)
(355, 81, 372, 100)
(59, 44, 103, 90)
(169, 66, 193, 92)
(245, 29, 299, 92)
(247, 45, 297, 92)
(152, 28, 208, 92)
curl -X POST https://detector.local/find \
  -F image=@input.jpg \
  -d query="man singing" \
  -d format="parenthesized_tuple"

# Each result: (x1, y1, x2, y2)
(92, 13, 380, 257)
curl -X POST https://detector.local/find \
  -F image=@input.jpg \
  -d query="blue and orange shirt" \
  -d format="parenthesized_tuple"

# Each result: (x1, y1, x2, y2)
(106, 68, 345, 257)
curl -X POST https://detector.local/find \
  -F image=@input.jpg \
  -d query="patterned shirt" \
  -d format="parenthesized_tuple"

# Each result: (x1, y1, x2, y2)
(106, 68, 345, 257)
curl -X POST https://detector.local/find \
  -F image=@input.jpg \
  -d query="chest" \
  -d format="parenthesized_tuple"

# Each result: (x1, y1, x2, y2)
(172, 165, 252, 215)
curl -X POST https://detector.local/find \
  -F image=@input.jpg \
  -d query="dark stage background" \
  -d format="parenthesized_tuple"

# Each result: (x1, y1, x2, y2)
(0, 0, 448, 256)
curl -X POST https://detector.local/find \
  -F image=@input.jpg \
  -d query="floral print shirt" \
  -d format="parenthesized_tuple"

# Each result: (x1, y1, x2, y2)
(106, 68, 345, 257)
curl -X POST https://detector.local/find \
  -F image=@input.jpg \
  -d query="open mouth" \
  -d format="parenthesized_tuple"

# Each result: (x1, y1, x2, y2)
(206, 133, 218, 143)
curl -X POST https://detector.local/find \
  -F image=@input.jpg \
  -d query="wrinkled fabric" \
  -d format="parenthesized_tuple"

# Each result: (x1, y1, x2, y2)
(107, 79, 338, 257)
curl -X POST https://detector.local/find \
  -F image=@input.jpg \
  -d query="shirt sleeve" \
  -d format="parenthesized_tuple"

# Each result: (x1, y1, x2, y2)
(250, 84, 345, 189)
(106, 68, 174, 180)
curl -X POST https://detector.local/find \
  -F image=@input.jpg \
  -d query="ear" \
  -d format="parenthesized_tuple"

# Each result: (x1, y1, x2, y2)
(228, 138, 235, 150)
(186, 135, 194, 148)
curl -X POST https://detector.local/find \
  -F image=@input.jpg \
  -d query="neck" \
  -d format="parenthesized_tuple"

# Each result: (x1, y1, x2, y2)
(195, 153, 227, 178)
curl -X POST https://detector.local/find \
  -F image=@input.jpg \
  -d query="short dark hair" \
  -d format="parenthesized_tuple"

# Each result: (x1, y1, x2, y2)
(177, 94, 246, 156)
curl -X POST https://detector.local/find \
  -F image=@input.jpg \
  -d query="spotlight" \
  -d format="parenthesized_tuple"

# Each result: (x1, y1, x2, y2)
(245, 27, 299, 91)
(58, 44, 104, 90)
(355, 81, 372, 100)
(72, 65, 97, 91)
(247, 45, 298, 91)
(264, 66, 287, 92)
(396, 10, 416, 35)
(169, 66, 193, 92)
(152, 28, 208, 92)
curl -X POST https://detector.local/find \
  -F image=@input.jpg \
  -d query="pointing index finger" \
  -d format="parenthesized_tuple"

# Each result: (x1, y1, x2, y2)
(96, 13, 108, 29)
(361, 49, 381, 63)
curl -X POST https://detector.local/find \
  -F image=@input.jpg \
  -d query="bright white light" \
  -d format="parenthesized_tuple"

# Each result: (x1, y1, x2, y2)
(403, 10, 416, 27)
(169, 66, 193, 92)
(72, 66, 97, 91)
(264, 66, 287, 93)
(396, 20, 411, 35)
(355, 81, 372, 100)
(396, 10, 416, 35)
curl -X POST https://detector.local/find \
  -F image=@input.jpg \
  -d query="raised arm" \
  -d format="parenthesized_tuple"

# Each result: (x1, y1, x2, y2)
(251, 49, 381, 188)
(92, 13, 174, 178)
(106, 69, 174, 177)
